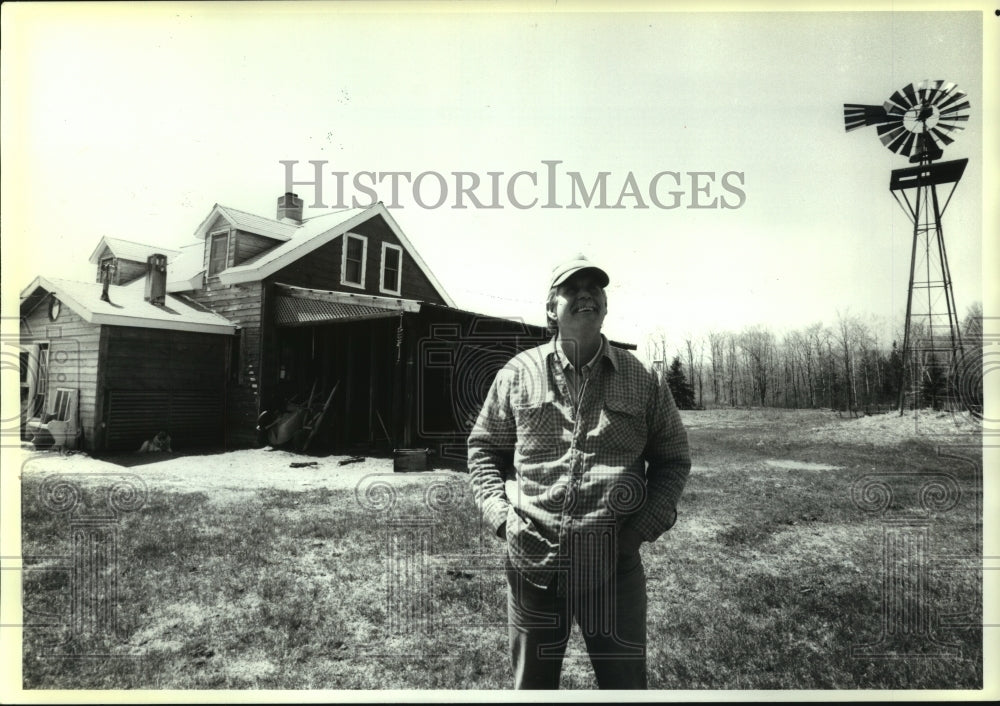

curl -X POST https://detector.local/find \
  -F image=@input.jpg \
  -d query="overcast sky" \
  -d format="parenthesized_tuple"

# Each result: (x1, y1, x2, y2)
(2, 2, 995, 358)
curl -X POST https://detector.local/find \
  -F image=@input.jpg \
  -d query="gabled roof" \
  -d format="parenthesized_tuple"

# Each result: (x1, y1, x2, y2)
(216, 202, 457, 308)
(88, 236, 180, 265)
(194, 204, 298, 242)
(20, 276, 236, 336)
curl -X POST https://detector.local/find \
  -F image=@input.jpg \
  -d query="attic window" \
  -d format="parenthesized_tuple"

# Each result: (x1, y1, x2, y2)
(341, 233, 367, 289)
(209, 231, 229, 276)
(380, 243, 402, 296)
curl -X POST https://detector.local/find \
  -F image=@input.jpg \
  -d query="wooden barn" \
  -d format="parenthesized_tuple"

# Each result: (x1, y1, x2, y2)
(167, 194, 552, 459)
(19, 193, 631, 458)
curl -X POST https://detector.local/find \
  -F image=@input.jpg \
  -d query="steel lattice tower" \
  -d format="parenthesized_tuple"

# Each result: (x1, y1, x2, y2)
(889, 157, 967, 412)
(844, 80, 971, 413)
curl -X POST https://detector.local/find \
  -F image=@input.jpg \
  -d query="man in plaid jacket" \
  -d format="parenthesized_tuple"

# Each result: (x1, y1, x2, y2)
(468, 255, 691, 689)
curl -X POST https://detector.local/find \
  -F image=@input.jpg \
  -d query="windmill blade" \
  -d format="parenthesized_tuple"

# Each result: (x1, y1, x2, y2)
(881, 127, 908, 153)
(885, 91, 913, 115)
(937, 92, 969, 114)
(843, 103, 889, 130)
(877, 128, 907, 150)
(926, 79, 947, 95)
(930, 126, 955, 146)
(937, 110, 970, 136)
(939, 100, 971, 118)
(885, 128, 915, 155)
(901, 82, 920, 109)
(934, 122, 963, 135)
(931, 83, 963, 109)
(916, 80, 932, 105)
(876, 122, 906, 142)
(936, 115, 969, 133)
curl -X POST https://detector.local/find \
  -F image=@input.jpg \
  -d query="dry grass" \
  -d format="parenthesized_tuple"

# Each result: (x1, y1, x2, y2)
(19, 408, 983, 690)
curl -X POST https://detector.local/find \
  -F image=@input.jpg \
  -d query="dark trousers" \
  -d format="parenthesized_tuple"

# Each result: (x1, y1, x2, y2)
(505, 553, 648, 689)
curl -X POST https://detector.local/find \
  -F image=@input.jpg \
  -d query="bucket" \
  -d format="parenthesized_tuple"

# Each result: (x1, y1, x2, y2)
(393, 448, 429, 472)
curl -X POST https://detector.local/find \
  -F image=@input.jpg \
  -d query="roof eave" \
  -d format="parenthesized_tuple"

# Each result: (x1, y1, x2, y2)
(275, 282, 422, 313)
(217, 207, 374, 285)
(193, 203, 228, 240)
(166, 272, 206, 293)
(87, 236, 110, 264)
(216, 267, 256, 285)
(89, 313, 236, 336)
(20, 276, 98, 324)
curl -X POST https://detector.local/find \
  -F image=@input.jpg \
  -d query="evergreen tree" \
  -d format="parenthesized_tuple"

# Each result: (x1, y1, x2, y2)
(666, 356, 696, 410)
(884, 340, 903, 403)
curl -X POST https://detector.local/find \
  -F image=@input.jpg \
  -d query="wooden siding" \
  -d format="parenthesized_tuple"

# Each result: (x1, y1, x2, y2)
(103, 327, 228, 389)
(253, 214, 451, 446)
(234, 230, 280, 266)
(268, 214, 448, 304)
(20, 297, 101, 449)
(94, 256, 146, 285)
(185, 280, 263, 446)
(116, 259, 148, 285)
(101, 326, 228, 450)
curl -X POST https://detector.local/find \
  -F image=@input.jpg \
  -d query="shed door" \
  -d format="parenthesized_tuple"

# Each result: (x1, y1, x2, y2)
(104, 389, 224, 450)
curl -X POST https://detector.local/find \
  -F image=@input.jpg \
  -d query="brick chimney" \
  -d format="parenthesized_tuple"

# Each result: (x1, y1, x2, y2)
(144, 254, 168, 306)
(277, 192, 304, 223)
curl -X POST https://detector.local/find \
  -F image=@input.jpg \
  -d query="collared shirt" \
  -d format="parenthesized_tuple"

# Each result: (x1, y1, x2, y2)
(467, 336, 691, 591)
(553, 335, 604, 408)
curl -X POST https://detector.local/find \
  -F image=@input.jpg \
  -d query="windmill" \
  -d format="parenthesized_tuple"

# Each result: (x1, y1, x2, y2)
(844, 79, 971, 413)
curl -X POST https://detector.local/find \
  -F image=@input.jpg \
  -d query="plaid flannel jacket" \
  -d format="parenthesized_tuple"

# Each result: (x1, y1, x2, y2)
(468, 337, 691, 589)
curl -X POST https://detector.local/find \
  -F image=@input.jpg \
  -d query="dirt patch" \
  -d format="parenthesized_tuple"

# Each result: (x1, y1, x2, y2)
(806, 410, 980, 446)
(680, 408, 981, 447)
(679, 408, 834, 429)
(16, 447, 464, 505)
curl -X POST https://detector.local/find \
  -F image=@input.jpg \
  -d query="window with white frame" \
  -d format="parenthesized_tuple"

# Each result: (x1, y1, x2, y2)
(341, 233, 368, 288)
(208, 230, 229, 276)
(380, 243, 403, 295)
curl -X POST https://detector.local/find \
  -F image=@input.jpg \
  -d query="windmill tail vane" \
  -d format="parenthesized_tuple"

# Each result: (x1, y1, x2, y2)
(843, 79, 970, 160)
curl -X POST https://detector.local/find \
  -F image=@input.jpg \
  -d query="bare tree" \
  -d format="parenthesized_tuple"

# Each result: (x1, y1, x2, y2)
(740, 325, 775, 407)
(707, 330, 725, 406)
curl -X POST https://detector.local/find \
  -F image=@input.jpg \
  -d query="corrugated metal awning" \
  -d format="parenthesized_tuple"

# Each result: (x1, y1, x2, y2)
(274, 296, 405, 326)
(272, 282, 420, 326)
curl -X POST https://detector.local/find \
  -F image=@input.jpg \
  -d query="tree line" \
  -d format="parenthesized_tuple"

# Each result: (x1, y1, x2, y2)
(651, 304, 983, 414)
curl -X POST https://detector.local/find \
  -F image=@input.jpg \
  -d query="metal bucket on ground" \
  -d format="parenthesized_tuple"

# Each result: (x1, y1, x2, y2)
(393, 448, 429, 472)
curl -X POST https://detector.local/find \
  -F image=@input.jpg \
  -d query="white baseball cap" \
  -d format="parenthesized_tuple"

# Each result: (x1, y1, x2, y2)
(549, 254, 610, 290)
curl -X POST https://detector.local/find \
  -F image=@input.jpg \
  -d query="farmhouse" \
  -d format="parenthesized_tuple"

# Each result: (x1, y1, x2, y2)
(19, 194, 561, 457)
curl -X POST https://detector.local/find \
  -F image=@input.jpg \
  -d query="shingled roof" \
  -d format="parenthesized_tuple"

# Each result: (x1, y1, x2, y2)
(88, 236, 180, 265)
(20, 276, 236, 336)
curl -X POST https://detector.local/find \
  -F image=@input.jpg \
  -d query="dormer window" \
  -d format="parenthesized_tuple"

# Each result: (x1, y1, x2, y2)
(341, 233, 368, 289)
(380, 243, 402, 296)
(208, 230, 229, 276)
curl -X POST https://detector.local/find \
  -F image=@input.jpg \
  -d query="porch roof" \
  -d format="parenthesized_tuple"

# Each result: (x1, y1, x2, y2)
(273, 282, 420, 327)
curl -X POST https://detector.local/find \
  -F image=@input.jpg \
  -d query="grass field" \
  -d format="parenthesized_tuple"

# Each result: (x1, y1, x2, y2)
(19, 408, 983, 690)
